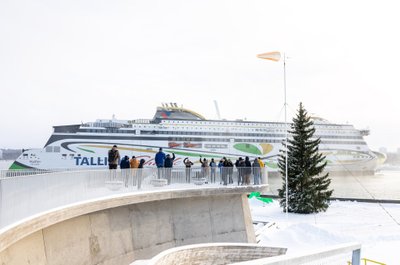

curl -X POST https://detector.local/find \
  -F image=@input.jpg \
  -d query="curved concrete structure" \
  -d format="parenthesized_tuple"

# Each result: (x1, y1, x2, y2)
(136, 243, 287, 265)
(0, 185, 268, 265)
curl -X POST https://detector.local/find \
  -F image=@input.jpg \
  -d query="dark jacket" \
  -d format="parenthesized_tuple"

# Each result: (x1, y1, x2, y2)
(108, 149, 120, 165)
(120, 156, 130, 169)
(164, 153, 176, 168)
(244, 158, 252, 174)
(138, 159, 145, 168)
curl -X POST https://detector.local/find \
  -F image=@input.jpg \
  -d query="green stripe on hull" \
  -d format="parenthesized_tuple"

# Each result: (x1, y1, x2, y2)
(234, 143, 262, 155)
(77, 147, 95, 153)
(9, 162, 29, 170)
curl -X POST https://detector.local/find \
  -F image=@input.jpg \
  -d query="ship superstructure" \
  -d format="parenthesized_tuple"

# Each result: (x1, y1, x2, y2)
(10, 104, 383, 173)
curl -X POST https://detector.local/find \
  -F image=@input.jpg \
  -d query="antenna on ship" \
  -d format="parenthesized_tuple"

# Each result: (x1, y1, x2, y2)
(214, 100, 222, 120)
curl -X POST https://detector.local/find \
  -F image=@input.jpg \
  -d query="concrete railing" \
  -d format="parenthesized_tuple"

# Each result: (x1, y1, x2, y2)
(139, 243, 287, 265)
(0, 167, 268, 230)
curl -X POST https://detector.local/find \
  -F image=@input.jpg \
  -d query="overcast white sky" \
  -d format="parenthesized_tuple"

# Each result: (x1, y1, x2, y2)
(0, 0, 399, 151)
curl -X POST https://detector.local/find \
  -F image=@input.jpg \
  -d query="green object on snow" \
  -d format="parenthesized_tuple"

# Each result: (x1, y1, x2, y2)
(249, 192, 273, 203)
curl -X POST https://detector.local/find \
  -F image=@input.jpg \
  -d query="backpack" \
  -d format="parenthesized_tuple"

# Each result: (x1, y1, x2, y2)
(108, 150, 116, 163)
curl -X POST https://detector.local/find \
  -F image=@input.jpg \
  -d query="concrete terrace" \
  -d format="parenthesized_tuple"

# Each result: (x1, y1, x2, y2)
(0, 168, 271, 264)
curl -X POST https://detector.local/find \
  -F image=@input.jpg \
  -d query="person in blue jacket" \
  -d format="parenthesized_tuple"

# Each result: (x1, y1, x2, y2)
(120, 155, 130, 169)
(120, 155, 131, 187)
(155, 147, 166, 179)
(155, 148, 166, 167)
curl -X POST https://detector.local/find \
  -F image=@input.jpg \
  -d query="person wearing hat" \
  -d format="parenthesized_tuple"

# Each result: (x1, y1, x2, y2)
(108, 145, 120, 170)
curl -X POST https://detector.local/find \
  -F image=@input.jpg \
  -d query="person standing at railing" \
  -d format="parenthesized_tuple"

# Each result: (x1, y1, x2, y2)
(120, 156, 130, 169)
(226, 159, 234, 184)
(236, 157, 244, 185)
(199, 157, 209, 182)
(164, 153, 175, 184)
(209, 158, 217, 183)
(257, 157, 265, 183)
(252, 158, 261, 185)
(130, 156, 139, 168)
(244, 156, 252, 185)
(155, 148, 166, 179)
(138, 159, 145, 168)
(218, 158, 225, 185)
(137, 158, 145, 189)
(108, 145, 120, 170)
(108, 145, 120, 180)
(130, 156, 139, 186)
(120, 155, 130, 187)
(222, 157, 231, 186)
(183, 157, 194, 183)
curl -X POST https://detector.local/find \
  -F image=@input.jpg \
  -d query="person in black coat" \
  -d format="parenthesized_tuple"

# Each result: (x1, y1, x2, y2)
(137, 159, 145, 189)
(120, 155, 130, 187)
(164, 153, 175, 168)
(164, 153, 175, 184)
(244, 156, 252, 185)
(138, 159, 145, 168)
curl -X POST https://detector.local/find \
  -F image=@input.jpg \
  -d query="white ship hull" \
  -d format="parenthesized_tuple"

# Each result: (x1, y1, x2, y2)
(10, 105, 384, 173)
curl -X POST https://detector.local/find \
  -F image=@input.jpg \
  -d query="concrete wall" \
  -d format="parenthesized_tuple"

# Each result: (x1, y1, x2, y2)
(0, 186, 267, 265)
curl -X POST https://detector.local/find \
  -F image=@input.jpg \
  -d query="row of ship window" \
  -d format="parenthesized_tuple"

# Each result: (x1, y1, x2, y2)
(78, 129, 362, 140)
(166, 137, 366, 145)
(161, 120, 345, 129)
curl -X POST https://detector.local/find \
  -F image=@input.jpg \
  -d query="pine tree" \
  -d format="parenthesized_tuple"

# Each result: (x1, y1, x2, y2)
(278, 103, 333, 213)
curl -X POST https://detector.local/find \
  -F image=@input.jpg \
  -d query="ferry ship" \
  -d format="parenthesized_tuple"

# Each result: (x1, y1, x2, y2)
(10, 103, 385, 173)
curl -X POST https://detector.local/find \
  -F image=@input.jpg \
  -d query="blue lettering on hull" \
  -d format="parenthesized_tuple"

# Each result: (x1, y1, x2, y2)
(74, 157, 108, 166)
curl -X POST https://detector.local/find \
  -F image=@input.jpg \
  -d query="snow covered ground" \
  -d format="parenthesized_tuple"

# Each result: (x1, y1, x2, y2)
(250, 198, 400, 264)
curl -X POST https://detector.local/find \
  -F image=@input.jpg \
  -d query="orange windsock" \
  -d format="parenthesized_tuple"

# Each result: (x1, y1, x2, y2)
(257, 51, 281, 62)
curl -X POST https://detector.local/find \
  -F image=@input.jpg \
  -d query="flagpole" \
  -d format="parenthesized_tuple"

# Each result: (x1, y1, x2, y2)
(284, 53, 288, 214)
(256, 51, 289, 214)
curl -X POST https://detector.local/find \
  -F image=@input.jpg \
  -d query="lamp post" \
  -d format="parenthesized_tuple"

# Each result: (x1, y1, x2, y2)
(257, 51, 289, 213)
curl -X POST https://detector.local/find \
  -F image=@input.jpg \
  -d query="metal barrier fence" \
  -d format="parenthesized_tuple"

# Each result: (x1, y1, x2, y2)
(0, 167, 267, 229)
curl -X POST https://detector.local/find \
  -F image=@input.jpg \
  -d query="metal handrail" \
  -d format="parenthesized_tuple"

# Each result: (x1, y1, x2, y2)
(348, 258, 386, 265)
(361, 258, 386, 265)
